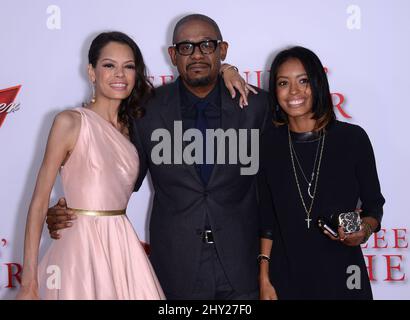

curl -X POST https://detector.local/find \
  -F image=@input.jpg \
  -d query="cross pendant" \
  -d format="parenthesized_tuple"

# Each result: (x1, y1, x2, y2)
(305, 217, 312, 229)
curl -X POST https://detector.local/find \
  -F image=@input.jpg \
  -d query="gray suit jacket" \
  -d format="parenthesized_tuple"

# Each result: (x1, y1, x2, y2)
(131, 78, 270, 296)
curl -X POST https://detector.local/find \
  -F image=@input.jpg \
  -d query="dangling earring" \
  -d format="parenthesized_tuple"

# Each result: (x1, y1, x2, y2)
(90, 82, 96, 104)
(276, 104, 280, 112)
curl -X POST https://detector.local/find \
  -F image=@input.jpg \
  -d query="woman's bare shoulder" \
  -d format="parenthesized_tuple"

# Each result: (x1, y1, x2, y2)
(49, 109, 82, 150)
(53, 108, 82, 130)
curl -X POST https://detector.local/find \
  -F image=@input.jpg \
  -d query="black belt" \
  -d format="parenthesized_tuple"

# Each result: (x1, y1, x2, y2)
(202, 229, 214, 244)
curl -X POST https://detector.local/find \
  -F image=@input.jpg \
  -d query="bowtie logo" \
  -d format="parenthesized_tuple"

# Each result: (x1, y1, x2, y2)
(0, 85, 22, 128)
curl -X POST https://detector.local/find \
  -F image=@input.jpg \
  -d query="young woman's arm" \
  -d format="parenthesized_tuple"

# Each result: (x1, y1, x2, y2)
(16, 110, 80, 299)
(220, 63, 258, 107)
(258, 238, 277, 300)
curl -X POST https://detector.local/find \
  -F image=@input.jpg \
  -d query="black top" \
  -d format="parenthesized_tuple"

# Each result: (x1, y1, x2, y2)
(258, 120, 385, 300)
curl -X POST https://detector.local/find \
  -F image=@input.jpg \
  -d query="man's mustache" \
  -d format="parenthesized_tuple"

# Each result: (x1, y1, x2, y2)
(186, 62, 211, 70)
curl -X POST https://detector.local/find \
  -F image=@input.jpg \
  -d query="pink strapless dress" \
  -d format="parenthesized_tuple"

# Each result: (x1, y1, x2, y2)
(38, 107, 165, 300)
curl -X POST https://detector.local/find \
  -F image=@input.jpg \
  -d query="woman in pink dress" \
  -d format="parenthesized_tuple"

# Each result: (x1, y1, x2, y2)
(16, 32, 165, 299)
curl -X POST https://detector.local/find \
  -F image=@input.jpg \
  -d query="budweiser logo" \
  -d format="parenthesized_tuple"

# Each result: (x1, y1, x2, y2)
(0, 85, 22, 128)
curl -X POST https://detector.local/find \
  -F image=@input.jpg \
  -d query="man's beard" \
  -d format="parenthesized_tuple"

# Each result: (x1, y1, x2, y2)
(185, 75, 212, 87)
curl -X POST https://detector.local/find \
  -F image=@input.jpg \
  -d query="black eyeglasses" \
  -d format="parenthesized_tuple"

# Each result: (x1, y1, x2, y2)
(173, 40, 222, 56)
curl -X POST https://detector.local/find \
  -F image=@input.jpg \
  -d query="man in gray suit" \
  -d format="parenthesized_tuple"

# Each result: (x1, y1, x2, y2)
(47, 14, 270, 300)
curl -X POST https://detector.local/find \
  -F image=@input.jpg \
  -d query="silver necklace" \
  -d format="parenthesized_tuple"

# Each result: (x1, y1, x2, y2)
(288, 127, 326, 229)
(290, 133, 321, 199)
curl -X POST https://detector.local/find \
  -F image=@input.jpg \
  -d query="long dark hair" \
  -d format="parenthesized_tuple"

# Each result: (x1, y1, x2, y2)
(88, 31, 152, 127)
(269, 46, 335, 130)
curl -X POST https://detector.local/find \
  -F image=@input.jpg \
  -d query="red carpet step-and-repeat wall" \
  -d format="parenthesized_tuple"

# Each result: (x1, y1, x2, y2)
(0, 0, 409, 299)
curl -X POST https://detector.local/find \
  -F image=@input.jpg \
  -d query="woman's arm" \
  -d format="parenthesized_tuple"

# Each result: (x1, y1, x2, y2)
(220, 63, 258, 108)
(259, 238, 277, 300)
(354, 127, 385, 231)
(16, 110, 80, 299)
(257, 153, 278, 300)
(343, 127, 385, 245)
(324, 126, 385, 246)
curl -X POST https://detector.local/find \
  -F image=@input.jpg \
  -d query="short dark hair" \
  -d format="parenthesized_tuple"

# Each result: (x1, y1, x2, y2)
(88, 31, 152, 125)
(269, 46, 336, 130)
(172, 14, 223, 44)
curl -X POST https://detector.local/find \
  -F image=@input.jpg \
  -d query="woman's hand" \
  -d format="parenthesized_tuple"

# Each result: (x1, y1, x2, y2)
(221, 64, 258, 108)
(324, 225, 368, 246)
(259, 278, 278, 300)
(16, 285, 40, 300)
(323, 211, 376, 246)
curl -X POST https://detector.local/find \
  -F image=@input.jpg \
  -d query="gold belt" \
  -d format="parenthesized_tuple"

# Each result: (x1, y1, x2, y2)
(69, 208, 126, 216)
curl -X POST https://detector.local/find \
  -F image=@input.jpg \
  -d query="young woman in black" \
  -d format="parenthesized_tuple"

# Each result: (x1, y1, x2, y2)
(258, 46, 385, 300)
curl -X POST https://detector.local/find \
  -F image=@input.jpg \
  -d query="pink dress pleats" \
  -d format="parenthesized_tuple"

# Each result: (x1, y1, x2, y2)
(38, 107, 165, 300)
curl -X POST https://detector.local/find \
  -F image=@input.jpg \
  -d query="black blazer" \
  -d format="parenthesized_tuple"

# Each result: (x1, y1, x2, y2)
(131, 78, 270, 296)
